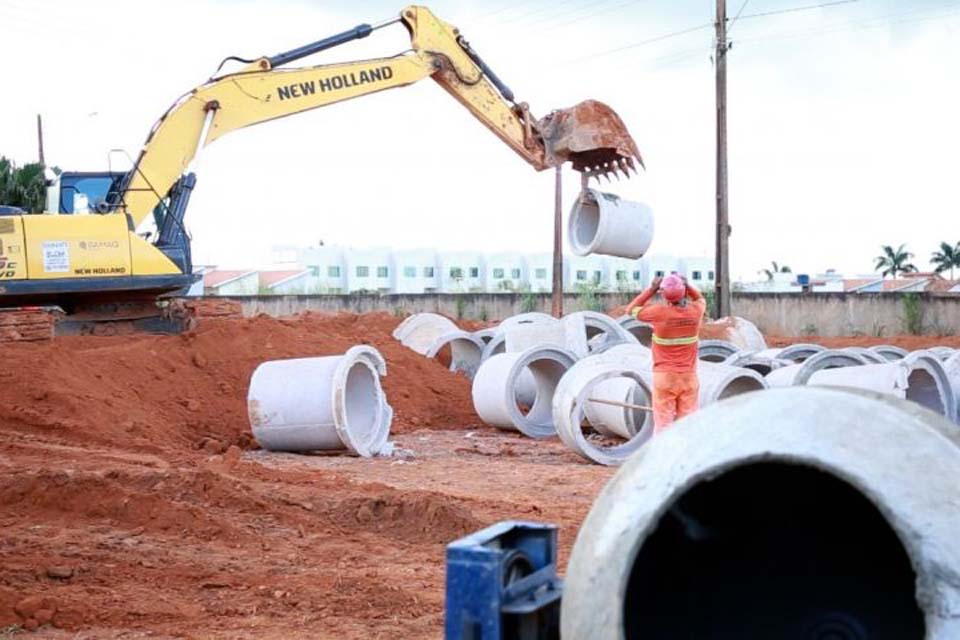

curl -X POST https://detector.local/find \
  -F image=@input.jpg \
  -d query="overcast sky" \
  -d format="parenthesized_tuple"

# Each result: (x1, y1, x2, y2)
(1, 0, 957, 280)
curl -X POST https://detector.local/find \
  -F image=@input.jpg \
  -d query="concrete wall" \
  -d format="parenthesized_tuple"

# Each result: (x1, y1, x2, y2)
(210, 291, 960, 336)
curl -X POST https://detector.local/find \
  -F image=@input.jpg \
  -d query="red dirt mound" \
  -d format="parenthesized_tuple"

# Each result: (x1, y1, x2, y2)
(0, 312, 481, 457)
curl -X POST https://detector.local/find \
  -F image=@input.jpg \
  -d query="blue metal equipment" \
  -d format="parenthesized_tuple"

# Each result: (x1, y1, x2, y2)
(445, 521, 562, 640)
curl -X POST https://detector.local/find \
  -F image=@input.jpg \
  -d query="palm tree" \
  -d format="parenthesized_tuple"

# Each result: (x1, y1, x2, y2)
(930, 241, 960, 280)
(874, 244, 917, 279)
(760, 261, 792, 281)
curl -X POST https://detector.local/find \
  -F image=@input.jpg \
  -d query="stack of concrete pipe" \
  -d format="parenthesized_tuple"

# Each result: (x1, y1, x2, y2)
(709, 342, 960, 423)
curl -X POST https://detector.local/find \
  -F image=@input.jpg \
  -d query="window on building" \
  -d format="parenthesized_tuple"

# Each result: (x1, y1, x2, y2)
(356, 266, 369, 277)
(469, 267, 479, 278)
(450, 267, 463, 279)
(308, 266, 320, 277)
(535, 268, 547, 279)
(616, 270, 627, 282)
(593, 270, 602, 284)
(376, 266, 389, 278)
(654, 270, 665, 278)
(328, 266, 340, 278)
(632, 271, 641, 281)
(423, 266, 435, 278)
(708, 271, 715, 280)
(511, 268, 521, 279)
(692, 270, 702, 281)
(403, 266, 416, 278)
(493, 268, 505, 279)
(576, 270, 587, 281)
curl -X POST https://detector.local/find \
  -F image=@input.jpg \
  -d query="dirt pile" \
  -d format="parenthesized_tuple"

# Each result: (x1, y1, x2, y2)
(0, 311, 481, 457)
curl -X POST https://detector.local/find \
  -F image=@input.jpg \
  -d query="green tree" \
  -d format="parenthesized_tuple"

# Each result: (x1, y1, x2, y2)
(930, 241, 960, 280)
(760, 261, 792, 281)
(874, 244, 917, 279)
(0, 157, 48, 212)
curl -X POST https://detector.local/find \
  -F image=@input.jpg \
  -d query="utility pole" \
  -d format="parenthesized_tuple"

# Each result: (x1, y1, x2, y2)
(715, 0, 731, 318)
(36, 114, 46, 168)
(551, 166, 564, 317)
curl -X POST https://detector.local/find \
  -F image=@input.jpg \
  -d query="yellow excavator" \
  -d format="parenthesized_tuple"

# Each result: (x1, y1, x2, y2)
(0, 5, 641, 334)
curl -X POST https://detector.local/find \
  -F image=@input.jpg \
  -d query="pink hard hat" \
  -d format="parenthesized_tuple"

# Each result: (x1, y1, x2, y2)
(660, 274, 686, 303)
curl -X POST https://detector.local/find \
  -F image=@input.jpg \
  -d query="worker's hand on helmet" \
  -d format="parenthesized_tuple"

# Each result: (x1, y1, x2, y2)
(649, 275, 663, 291)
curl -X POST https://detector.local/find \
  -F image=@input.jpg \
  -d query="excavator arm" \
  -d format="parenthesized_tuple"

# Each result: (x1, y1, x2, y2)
(119, 5, 642, 228)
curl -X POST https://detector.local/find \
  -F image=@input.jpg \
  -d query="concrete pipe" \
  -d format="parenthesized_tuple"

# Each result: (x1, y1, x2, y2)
(697, 362, 768, 405)
(398, 313, 460, 355)
(808, 360, 954, 418)
(567, 311, 633, 354)
(766, 349, 869, 387)
(247, 346, 392, 457)
(497, 312, 558, 332)
(776, 343, 826, 363)
(567, 188, 654, 259)
(554, 366, 653, 465)
(929, 346, 956, 361)
(721, 351, 792, 376)
(703, 316, 767, 351)
(424, 330, 485, 378)
(841, 346, 887, 364)
(392, 312, 457, 343)
(582, 377, 652, 439)
(617, 315, 653, 347)
(471, 328, 496, 345)
(870, 344, 909, 361)
(471, 346, 578, 438)
(561, 387, 960, 639)
(505, 316, 589, 360)
(480, 332, 507, 362)
(698, 339, 740, 363)
(944, 352, 960, 423)
(902, 350, 956, 421)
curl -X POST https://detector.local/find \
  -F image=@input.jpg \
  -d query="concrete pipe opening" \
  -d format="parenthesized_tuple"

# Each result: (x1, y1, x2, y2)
(617, 316, 653, 347)
(426, 331, 484, 378)
(905, 367, 944, 414)
(698, 340, 740, 363)
(777, 343, 826, 363)
(715, 373, 766, 400)
(871, 345, 908, 361)
(561, 388, 960, 639)
(567, 189, 654, 259)
(623, 462, 923, 639)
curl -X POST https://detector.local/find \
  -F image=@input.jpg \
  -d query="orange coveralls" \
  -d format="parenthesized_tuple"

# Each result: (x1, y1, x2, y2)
(626, 284, 706, 433)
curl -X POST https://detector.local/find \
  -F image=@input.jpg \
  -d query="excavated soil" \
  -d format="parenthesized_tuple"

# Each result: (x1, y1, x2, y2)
(2, 310, 956, 638)
(0, 312, 613, 638)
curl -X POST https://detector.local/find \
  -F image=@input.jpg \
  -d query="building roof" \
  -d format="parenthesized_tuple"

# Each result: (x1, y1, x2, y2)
(259, 270, 311, 289)
(843, 278, 880, 292)
(203, 270, 257, 289)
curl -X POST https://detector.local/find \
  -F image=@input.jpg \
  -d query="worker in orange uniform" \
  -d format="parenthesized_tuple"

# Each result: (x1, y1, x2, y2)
(626, 273, 706, 433)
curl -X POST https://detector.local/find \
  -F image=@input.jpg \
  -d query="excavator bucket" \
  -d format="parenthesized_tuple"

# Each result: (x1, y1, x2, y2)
(538, 100, 643, 180)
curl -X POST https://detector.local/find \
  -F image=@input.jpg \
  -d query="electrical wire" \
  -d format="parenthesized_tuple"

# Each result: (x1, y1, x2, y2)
(734, 0, 859, 23)
(728, 0, 751, 32)
(564, 22, 713, 64)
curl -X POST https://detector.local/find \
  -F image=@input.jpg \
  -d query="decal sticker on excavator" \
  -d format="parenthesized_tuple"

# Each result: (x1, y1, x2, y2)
(276, 65, 394, 101)
(0, 256, 16, 278)
(42, 241, 70, 273)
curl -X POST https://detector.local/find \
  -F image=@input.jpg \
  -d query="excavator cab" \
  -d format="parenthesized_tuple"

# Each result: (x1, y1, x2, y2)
(46, 171, 126, 215)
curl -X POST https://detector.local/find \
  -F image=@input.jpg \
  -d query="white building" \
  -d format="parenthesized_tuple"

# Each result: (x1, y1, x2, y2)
(391, 249, 440, 294)
(646, 254, 681, 281)
(346, 247, 392, 293)
(565, 254, 607, 291)
(526, 254, 554, 292)
(300, 246, 347, 293)
(678, 256, 715, 290)
(604, 256, 647, 292)
(486, 251, 527, 292)
(439, 251, 486, 292)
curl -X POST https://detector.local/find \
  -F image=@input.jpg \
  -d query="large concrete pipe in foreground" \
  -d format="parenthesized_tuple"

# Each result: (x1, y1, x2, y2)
(766, 349, 869, 387)
(247, 346, 392, 457)
(568, 188, 654, 259)
(471, 346, 577, 438)
(562, 387, 960, 639)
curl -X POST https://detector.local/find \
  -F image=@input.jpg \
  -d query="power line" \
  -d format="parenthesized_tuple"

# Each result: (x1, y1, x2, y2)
(728, 0, 751, 32)
(540, 0, 648, 31)
(526, 0, 628, 29)
(564, 22, 713, 64)
(734, 0, 859, 22)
